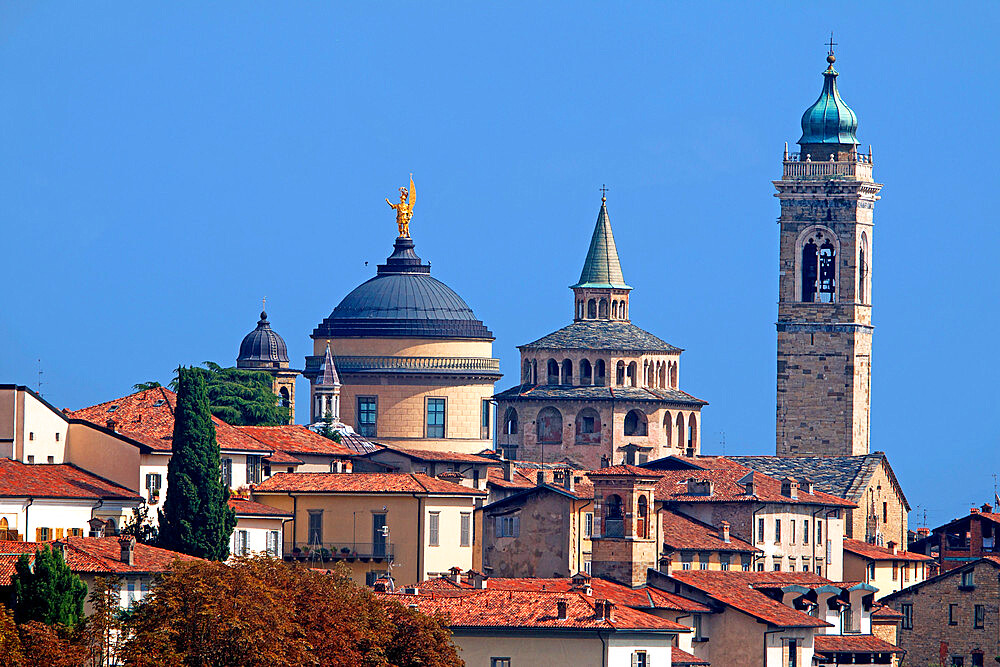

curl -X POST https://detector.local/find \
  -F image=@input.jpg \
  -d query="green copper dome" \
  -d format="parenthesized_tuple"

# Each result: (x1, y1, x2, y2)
(572, 197, 631, 290)
(798, 54, 859, 146)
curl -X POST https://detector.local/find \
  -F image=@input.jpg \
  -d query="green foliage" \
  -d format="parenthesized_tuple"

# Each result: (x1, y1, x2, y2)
(167, 362, 288, 426)
(318, 411, 342, 443)
(157, 367, 237, 560)
(81, 577, 128, 667)
(132, 382, 162, 392)
(120, 505, 159, 545)
(12, 546, 87, 627)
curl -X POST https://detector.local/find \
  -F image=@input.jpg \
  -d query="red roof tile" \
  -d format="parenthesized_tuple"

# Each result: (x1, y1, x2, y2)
(228, 497, 293, 518)
(813, 634, 903, 654)
(671, 647, 710, 665)
(69, 388, 273, 454)
(669, 571, 833, 628)
(378, 589, 688, 632)
(370, 444, 497, 464)
(487, 466, 537, 489)
(661, 510, 759, 553)
(238, 425, 354, 458)
(264, 450, 303, 465)
(843, 538, 933, 562)
(0, 537, 200, 583)
(0, 460, 140, 501)
(587, 464, 662, 478)
(253, 472, 485, 496)
(871, 603, 903, 620)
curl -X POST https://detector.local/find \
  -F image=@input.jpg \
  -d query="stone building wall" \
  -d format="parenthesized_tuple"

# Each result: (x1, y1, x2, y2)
(846, 463, 908, 549)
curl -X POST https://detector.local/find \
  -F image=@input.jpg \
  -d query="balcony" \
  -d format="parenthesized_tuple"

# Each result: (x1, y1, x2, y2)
(334, 355, 501, 376)
(288, 542, 395, 563)
(602, 519, 624, 539)
(782, 152, 873, 181)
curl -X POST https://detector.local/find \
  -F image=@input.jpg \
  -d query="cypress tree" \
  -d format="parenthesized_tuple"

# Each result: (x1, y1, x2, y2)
(158, 367, 237, 560)
(12, 545, 87, 626)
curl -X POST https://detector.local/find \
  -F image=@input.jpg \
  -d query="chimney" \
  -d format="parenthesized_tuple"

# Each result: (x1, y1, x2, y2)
(801, 478, 815, 494)
(594, 599, 606, 620)
(556, 599, 568, 620)
(564, 470, 575, 492)
(721, 521, 731, 543)
(503, 459, 515, 482)
(917, 527, 930, 537)
(407, 603, 419, 610)
(119, 536, 136, 566)
(658, 555, 672, 574)
(600, 455, 610, 469)
(537, 470, 547, 486)
(605, 601, 615, 622)
(449, 566, 463, 585)
(781, 477, 799, 500)
(106, 418, 117, 432)
(970, 507, 980, 515)
(373, 581, 387, 592)
(470, 570, 487, 589)
(982, 503, 993, 514)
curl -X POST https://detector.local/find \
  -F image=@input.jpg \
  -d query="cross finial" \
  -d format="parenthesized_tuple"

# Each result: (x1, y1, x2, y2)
(261, 296, 266, 316)
(826, 32, 838, 66)
(599, 184, 608, 203)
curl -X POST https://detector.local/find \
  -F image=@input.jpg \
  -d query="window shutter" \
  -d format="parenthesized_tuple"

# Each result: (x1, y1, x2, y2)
(36, 527, 42, 541)
(513, 515, 520, 537)
(631, 652, 638, 667)
(495, 516, 503, 537)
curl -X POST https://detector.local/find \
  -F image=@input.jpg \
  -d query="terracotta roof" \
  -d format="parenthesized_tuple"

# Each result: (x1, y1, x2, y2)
(487, 466, 538, 489)
(0, 537, 201, 584)
(661, 510, 759, 553)
(871, 603, 903, 620)
(671, 647, 710, 665)
(669, 571, 833, 628)
(69, 388, 274, 455)
(418, 575, 711, 613)
(366, 444, 497, 464)
(253, 472, 485, 496)
(228, 497, 293, 518)
(813, 634, 903, 654)
(843, 538, 932, 562)
(648, 458, 854, 508)
(0, 459, 140, 501)
(588, 464, 662, 478)
(378, 589, 688, 632)
(238, 425, 355, 458)
(264, 450, 303, 465)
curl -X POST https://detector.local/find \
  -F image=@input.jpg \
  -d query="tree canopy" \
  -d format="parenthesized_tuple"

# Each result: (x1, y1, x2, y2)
(157, 367, 236, 560)
(122, 558, 463, 667)
(12, 546, 87, 627)
(164, 362, 289, 426)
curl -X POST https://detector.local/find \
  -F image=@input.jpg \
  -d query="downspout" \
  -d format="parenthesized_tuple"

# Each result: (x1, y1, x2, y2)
(287, 492, 297, 550)
(413, 493, 424, 581)
(598, 630, 607, 667)
(764, 627, 782, 666)
(655, 506, 668, 571)
(23, 497, 32, 540)
(90, 498, 104, 521)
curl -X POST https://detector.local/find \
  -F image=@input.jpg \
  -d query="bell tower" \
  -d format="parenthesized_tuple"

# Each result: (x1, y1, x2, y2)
(775, 47, 882, 457)
(588, 466, 659, 587)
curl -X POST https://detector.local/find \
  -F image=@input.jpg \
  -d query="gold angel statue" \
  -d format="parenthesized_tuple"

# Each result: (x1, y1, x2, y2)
(386, 174, 416, 237)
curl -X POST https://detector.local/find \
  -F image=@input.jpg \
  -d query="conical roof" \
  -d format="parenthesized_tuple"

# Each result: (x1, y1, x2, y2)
(798, 53, 859, 146)
(316, 344, 340, 387)
(572, 198, 631, 290)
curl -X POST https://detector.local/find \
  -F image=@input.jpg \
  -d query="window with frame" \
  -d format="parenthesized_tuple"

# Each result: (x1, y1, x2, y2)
(308, 510, 323, 545)
(490, 659, 511, 667)
(357, 396, 377, 437)
(246, 455, 263, 485)
(785, 638, 798, 667)
(961, 570, 975, 588)
(816, 520, 823, 543)
(951, 657, 964, 667)
(495, 514, 519, 538)
(584, 512, 593, 538)
(803, 519, 809, 544)
(681, 552, 693, 570)
(892, 562, 898, 580)
(236, 530, 249, 556)
(631, 650, 648, 667)
(220, 458, 233, 488)
(426, 398, 446, 438)
(774, 519, 781, 543)
(36, 527, 50, 541)
(757, 517, 765, 543)
(974, 604, 985, 629)
(698, 552, 710, 570)
(900, 603, 912, 629)
(583, 559, 592, 575)
(741, 555, 752, 571)
(720, 553, 730, 571)
(460, 512, 471, 547)
(692, 613, 706, 641)
(266, 530, 280, 557)
(973, 653, 985, 667)
(948, 603, 958, 625)
(481, 399, 491, 439)
(145, 473, 162, 501)
(428, 511, 440, 546)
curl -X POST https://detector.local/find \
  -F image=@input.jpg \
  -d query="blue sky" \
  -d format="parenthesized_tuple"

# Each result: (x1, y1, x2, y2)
(1, 3, 997, 528)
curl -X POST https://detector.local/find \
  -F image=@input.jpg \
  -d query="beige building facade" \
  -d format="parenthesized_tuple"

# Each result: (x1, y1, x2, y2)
(306, 234, 500, 453)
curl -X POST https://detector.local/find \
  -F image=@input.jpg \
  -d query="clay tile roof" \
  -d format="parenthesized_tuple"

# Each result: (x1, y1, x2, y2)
(237, 425, 355, 458)
(842, 538, 933, 562)
(671, 647, 710, 665)
(0, 537, 201, 584)
(69, 388, 274, 455)
(378, 589, 688, 632)
(670, 571, 833, 628)
(252, 472, 485, 496)
(871, 603, 904, 620)
(0, 459, 141, 501)
(587, 464, 661, 478)
(813, 634, 903, 654)
(660, 510, 759, 553)
(487, 466, 537, 489)
(264, 450, 303, 464)
(368, 444, 498, 464)
(228, 497, 293, 518)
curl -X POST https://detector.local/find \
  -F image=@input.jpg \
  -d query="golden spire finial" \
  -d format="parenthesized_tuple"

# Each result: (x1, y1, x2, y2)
(600, 184, 608, 204)
(826, 32, 838, 65)
(386, 173, 416, 238)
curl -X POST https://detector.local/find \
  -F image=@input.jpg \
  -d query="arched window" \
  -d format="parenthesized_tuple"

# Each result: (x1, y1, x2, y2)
(859, 232, 869, 304)
(577, 300, 584, 319)
(616, 361, 626, 386)
(598, 299, 609, 318)
(536, 407, 563, 444)
(503, 408, 518, 435)
(575, 408, 602, 445)
(522, 359, 532, 383)
(670, 362, 678, 388)
(624, 409, 648, 436)
(604, 494, 624, 538)
(587, 299, 597, 319)
(279, 386, 290, 408)
(658, 363, 666, 388)
(105, 518, 118, 536)
(799, 228, 839, 303)
(547, 359, 559, 385)
(663, 411, 673, 448)
(687, 414, 698, 453)
(579, 359, 593, 385)
(627, 362, 637, 387)
(675, 413, 685, 453)
(561, 359, 573, 385)
(612, 301, 618, 318)
(802, 241, 819, 302)
(637, 495, 649, 539)
(818, 241, 836, 302)
(595, 359, 606, 386)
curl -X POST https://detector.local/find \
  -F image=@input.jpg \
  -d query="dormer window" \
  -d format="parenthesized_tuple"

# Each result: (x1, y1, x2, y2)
(107, 405, 119, 413)
(686, 479, 713, 496)
(781, 478, 799, 499)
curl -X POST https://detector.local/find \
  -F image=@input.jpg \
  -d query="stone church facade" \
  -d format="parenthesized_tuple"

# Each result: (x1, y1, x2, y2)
(495, 196, 706, 469)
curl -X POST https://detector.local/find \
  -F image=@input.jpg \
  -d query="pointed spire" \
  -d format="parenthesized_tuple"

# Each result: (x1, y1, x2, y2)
(572, 193, 631, 290)
(316, 343, 341, 387)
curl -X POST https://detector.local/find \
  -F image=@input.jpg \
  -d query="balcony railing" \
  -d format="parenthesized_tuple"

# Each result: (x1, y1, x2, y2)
(783, 152, 873, 180)
(288, 542, 395, 562)
(602, 519, 624, 538)
(335, 355, 501, 374)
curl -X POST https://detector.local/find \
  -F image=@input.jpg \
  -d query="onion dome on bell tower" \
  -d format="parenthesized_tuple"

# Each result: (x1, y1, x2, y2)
(798, 43, 860, 161)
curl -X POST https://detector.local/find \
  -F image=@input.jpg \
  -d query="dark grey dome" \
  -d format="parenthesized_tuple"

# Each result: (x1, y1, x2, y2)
(237, 311, 289, 366)
(313, 236, 493, 339)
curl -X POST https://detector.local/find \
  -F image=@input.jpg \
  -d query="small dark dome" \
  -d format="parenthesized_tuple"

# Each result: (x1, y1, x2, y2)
(313, 236, 493, 339)
(237, 311, 290, 367)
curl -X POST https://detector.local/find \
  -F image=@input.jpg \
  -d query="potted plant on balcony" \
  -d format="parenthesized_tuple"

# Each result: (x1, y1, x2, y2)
(340, 547, 351, 558)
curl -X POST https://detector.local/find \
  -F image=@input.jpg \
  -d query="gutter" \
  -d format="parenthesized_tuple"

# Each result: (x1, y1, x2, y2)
(24, 497, 32, 539)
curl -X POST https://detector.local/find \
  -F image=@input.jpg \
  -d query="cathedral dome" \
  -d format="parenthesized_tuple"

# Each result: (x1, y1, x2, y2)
(313, 236, 493, 339)
(237, 311, 290, 367)
(798, 53, 859, 146)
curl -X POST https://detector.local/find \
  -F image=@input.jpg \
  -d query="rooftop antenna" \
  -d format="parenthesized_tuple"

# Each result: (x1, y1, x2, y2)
(36, 359, 43, 396)
(719, 431, 727, 456)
